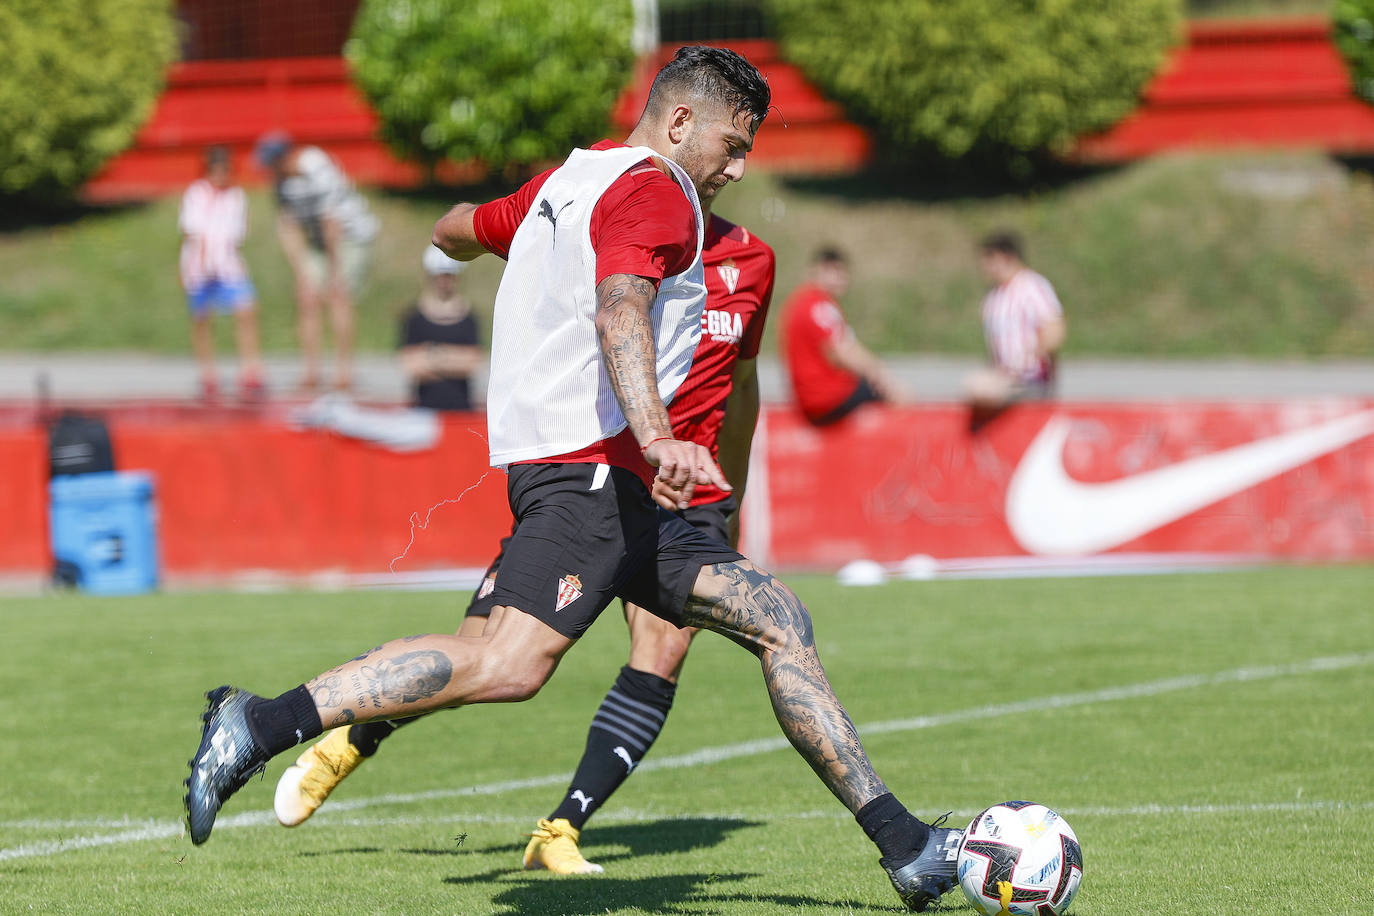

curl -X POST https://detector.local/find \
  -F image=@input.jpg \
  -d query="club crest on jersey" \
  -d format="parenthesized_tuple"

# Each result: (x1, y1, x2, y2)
(716, 261, 740, 294)
(477, 573, 496, 601)
(555, 574, 583, 611)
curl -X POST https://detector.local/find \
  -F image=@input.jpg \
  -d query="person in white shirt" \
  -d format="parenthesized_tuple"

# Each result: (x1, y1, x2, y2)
(254, 133, 378, 393)
(178, 146, 264, 401)
(965, 231, 1066, 423)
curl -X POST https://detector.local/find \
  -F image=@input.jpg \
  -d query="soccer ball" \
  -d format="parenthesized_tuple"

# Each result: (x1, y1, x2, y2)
(956, 801, 1083, 915)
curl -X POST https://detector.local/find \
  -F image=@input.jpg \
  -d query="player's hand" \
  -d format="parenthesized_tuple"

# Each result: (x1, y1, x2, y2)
(643, 438, 731, 510)
(649, 477, 684, 511)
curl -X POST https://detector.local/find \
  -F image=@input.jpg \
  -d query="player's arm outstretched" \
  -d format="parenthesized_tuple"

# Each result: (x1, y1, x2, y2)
(431, 203, 489, 261)
(594, 273, 730, 509)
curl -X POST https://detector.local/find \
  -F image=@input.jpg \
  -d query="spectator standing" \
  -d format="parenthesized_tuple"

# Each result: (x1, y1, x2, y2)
(178, 146, 264, 401)
(397, 245, 484, 411)
(782, 247, 906, 425)
(965, 231, 1066, 418)
(254, 133, 378, 393)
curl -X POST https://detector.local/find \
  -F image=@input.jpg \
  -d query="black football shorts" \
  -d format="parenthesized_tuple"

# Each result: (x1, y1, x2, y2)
(465, 462, 741, 638)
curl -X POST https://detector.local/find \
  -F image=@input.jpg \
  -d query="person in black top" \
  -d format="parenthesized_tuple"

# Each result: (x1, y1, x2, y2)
(397, 245, 484, 410)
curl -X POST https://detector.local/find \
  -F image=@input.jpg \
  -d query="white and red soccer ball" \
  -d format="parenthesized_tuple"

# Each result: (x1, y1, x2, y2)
(956, 801, 1083, 915)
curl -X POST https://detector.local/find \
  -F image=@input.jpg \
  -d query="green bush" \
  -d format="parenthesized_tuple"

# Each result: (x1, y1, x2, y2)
(1334, 0, 1374, 101)
(347, 0, 636, 172)
(764, 0, 1182, 161)
(0, 0, 176, 199)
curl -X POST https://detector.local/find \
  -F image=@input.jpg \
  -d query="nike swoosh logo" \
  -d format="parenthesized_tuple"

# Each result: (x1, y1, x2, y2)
(1006, 409, 1374, 556)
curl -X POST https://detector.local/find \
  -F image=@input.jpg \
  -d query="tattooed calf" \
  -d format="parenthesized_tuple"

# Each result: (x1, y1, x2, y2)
(310, 675, 344, 708)
(360, 649, 453, 705)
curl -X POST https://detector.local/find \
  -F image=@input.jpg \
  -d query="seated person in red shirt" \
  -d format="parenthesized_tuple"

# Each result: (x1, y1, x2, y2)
(398, 245, 484, 411)
(782, 247, 906, 425)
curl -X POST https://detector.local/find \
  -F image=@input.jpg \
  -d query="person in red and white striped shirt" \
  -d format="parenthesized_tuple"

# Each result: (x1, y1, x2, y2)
(965, 231, 1066, 420)
(178, 146, 264, 400)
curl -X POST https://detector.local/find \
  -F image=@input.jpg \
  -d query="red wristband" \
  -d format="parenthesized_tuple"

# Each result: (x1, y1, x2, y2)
(640, 436, 673, 457)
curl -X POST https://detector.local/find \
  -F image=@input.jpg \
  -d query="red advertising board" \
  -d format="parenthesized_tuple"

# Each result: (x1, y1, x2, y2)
(749, 401, 1374, 570)
(2, 400, 1371, 582)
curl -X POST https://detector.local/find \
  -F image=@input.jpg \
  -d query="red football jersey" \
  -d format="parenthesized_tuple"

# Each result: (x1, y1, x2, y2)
(473, 139, 696, 285)
(782, 283, 861, 421)
(671, 213, 776, 507)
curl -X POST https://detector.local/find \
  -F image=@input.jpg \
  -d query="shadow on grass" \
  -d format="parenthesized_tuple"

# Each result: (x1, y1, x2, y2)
(297, 846, 385, 857)
(445, 870, 894, 915)
(780, 153, 1121, 204)
(1334, 154, 1374, 178)
(586, 818, 762, 857)
(397, 817, 762, 863)
(0, 194, 149, 234)
(436, 818, 899, 913)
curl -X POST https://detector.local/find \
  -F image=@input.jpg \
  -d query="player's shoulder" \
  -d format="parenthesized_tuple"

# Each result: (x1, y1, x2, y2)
(295, 146, 334, 174)
(1015, 269, 1060, 299)
(601, 162, 695, 233)
(707, 214, 774, 260)
(620, 158, 690, 206)
(584, 140, 678, 193)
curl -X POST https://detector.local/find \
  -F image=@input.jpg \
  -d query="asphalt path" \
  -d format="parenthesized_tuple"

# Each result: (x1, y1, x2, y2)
(2, 352, 1371, 405)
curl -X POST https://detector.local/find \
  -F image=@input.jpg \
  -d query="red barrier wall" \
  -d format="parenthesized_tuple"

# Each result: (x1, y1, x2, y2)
(1075, 19, 1374, 160)
(84, 40, 868, 201)
(4, 401, 1371, 582)
(113, 416, 510, 575)
(753, 401, 1374, 570)
(85, 21, 1374, 200)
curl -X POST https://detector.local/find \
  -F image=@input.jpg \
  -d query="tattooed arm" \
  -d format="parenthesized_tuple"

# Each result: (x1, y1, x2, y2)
(595, 273, 674, 447)
(595, 273, 731, 508)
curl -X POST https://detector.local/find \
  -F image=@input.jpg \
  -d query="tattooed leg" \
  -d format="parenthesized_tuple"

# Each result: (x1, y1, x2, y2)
(304, 606, 575, 729)
(681, 559, 889, 814)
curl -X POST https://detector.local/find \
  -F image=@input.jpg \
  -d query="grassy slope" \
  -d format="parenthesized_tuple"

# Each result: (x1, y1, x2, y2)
(1, 151, 1372, 360)
(1, 567, 1371, 914)
(1189, 0, 1330, 18)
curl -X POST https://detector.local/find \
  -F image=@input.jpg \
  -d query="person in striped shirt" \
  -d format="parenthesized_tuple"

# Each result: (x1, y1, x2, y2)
(178, 146, 264, 401)
(255, 133, 378, 393)
(965, 231, 1066, 422)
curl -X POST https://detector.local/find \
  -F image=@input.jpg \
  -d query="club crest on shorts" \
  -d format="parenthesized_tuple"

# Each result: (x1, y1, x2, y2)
(716, 261, 740, 295)
(477, 573, 496, 601)
(555, 574, 583, 611)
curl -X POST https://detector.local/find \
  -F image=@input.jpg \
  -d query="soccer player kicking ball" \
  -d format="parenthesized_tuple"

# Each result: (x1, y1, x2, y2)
(274, 190, 775, 874)
(184, 46, 962, 912)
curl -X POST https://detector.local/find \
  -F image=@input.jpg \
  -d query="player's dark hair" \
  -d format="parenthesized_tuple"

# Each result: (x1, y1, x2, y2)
(980, 231, 1024, 261)
(812, 246, 847, 266)
(645, 45, 771, 130)
(204, 145, 231, 171)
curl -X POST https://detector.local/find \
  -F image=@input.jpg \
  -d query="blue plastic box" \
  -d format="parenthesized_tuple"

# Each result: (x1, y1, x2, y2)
(49, 471, 159, 595)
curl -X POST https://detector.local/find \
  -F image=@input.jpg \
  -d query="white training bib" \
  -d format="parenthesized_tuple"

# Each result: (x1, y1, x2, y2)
(486, 146, 706, 467)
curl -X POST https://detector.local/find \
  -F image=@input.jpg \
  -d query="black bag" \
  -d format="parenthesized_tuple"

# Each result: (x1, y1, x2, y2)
(48, 412, 115, 477)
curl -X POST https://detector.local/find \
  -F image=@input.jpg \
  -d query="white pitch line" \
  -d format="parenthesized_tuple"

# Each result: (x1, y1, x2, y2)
(271, 799, 1374, 830)
(11, 798, 1368, 860)
(3, 650, 1371, 862)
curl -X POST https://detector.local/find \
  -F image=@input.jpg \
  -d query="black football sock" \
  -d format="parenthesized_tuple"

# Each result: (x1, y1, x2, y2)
(549, 665, 676, 831)
(245, 685, 323, 757)
(348, 717, 415, 757)
(857, 793, 932, 862)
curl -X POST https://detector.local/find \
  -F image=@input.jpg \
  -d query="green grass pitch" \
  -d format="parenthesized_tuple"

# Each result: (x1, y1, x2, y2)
(2, 566, 1371, 914)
